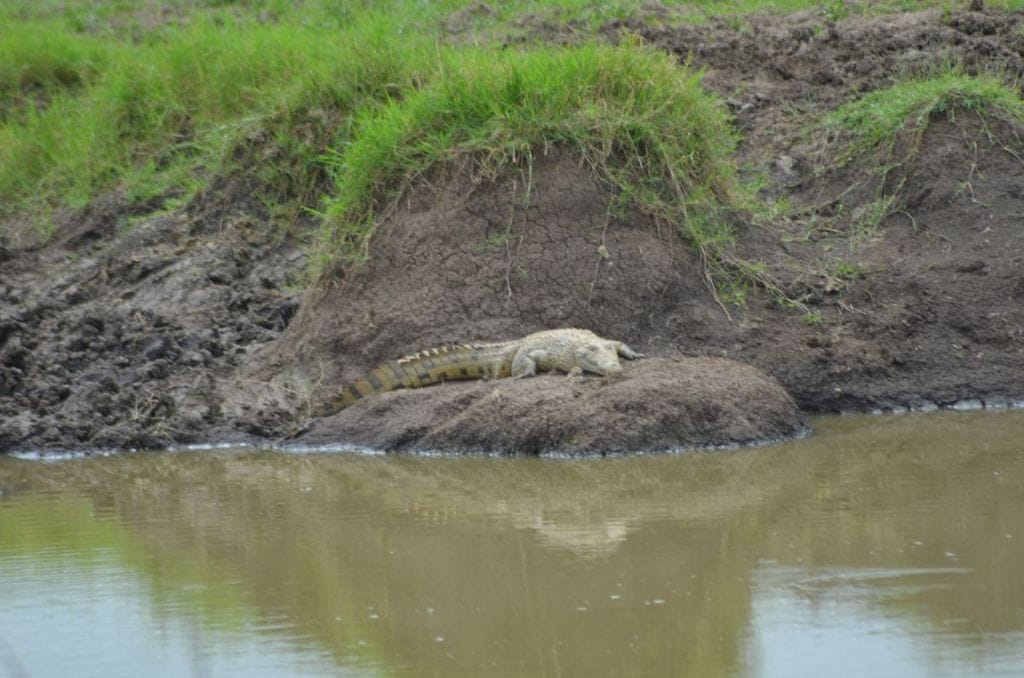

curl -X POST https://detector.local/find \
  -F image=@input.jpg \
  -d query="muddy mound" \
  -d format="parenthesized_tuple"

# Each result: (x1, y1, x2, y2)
(272, 149, 725, 393)
(298, 357, 807, 455)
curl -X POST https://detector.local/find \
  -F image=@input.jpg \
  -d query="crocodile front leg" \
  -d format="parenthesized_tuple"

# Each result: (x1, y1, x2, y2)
(510, 347, 549, 377)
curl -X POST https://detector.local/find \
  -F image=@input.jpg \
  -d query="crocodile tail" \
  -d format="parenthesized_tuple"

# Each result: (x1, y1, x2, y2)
(323, 360, 412, 414)
(322, 343, 509, 415)
(396, 343, 509, 383)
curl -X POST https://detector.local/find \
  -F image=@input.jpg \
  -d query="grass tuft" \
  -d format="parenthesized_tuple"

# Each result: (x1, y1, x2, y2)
(828, 68, 1024, 156)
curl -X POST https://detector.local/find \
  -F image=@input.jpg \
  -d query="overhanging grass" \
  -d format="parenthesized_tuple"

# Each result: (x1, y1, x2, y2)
(828, 69, 1024, 155)
(318, 43, 743, 276)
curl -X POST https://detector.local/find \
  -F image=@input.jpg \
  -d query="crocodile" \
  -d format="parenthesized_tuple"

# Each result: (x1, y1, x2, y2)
(323, 328, 643, 414)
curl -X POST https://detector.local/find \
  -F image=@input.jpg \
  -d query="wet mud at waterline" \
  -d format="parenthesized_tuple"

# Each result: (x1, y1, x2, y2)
(3, 7, 1024, 453)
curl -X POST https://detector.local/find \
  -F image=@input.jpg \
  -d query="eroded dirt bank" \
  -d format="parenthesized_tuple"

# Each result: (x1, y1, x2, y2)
(3, 7, 1024, 453)
(0, 180, 307, 451)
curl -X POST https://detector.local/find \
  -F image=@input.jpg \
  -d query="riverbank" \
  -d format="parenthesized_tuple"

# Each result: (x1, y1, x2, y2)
(3, 2, 1023, 453)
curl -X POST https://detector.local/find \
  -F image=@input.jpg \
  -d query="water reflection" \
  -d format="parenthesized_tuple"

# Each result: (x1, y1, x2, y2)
(748, 564, 1024, 678)
(1, 411, 1022, 676)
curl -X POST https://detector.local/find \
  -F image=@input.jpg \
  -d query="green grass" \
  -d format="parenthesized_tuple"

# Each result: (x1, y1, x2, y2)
(831, 260, 863, 279)
(315, 42, 743, 275)
(0, 23, 111, 122)
(0, 11, 434, 227)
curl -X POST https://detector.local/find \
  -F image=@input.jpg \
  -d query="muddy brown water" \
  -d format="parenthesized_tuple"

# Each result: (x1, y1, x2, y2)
(1, 411, 1022, 677)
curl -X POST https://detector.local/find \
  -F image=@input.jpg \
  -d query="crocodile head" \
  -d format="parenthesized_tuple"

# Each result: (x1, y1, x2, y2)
(574, 341, 623, 375)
